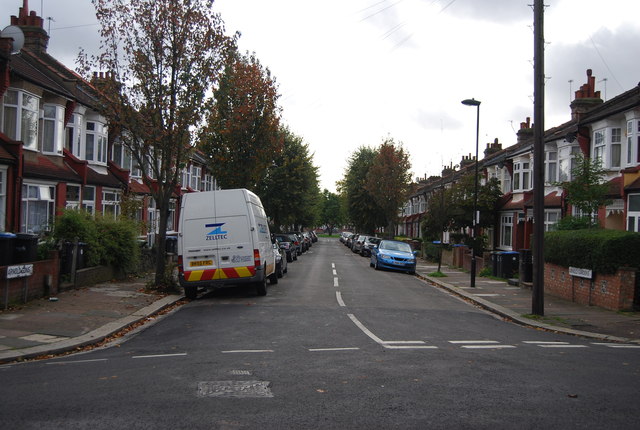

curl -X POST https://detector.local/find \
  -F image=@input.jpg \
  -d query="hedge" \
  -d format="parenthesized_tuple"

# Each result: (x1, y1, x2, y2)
(544, 229, 640, 274)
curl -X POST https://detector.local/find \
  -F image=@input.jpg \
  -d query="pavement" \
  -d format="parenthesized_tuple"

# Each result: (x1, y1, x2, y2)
(1, 260, 639, 364)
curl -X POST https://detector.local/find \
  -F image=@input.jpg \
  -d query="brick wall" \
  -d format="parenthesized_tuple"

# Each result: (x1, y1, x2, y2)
(1, 252, 60, 308)
(544, 262, 638, 311)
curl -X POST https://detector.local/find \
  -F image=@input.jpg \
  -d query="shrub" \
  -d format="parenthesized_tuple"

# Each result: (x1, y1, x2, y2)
(95, 216, 141, 272)
(53, 209, 102, 266)
(555, 215, 599, 231)
(545, 229, 640, 274)
(53, 210, 141, 272)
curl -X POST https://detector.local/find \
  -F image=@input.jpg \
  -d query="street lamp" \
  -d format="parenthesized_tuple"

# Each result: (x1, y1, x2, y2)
(461, 98, 481, 288)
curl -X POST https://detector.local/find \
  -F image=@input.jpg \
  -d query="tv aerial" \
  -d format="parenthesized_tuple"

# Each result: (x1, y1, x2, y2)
(1, 25, 25, 54)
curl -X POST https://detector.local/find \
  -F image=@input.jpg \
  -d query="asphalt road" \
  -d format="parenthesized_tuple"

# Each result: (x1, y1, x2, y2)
(1, 239, 639, 429)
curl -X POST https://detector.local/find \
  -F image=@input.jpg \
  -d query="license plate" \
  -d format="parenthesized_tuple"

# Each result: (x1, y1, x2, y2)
(393, 261, 404, 265)
(190, 260, 213, 267)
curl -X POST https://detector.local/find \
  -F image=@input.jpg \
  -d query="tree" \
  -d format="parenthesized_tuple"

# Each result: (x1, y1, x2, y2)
(559, 153, 612, 221)
(445, 174, 502, 254)
(338, 146, 383, 234)
(319, 189, 343, 235)
(200, 50, 282, 190)
(364, 138, 412, 238)
(81, 0, 234, 287)
(256, 127, 320, 231)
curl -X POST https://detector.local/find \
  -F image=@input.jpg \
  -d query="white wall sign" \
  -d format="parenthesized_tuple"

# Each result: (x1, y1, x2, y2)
(6, 264, 34, 279)
(569, 266, 592, 279)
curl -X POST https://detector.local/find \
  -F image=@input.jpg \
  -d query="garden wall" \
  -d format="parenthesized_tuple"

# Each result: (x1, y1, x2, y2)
(544, 262, 638, 311)
(1, 252, 60, 308)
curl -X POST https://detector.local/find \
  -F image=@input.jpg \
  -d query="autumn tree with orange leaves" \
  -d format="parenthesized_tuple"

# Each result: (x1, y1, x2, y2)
(80, 0, 235, 287)
(200, 50, 283, 191)
(364, 138, 412, 238)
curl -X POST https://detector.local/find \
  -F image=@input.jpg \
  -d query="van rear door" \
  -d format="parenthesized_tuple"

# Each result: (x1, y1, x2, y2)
(181, 215, 254, 282)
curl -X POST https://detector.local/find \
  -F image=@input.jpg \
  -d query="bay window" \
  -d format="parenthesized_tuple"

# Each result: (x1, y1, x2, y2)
(85, 120, 107, 163)
(190, 165, 201, 190)
(66, 113, 82, 157)
(82, 186, 95, 214)
(2, 89, 39, 150)
(513, 161, 531, 192)
(545, 151, 558, 184)
(42, 104, 65, 155)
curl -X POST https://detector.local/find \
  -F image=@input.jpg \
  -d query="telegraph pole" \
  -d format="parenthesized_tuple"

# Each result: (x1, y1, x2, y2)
(532, 0, 545, 315)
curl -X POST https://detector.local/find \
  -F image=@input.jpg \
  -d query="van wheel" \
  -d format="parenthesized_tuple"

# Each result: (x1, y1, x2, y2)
(256, 278, 267, 296)
(184, 285, 197, 300)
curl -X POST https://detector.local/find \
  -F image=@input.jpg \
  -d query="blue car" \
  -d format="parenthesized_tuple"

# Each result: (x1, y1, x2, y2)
(370, 239, 417, 274)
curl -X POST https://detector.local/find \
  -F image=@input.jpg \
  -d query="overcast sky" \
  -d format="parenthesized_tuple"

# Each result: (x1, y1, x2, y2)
(3, 0, 639, 192)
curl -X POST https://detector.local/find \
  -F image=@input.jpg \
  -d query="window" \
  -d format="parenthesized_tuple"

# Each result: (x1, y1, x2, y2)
(66, 184, 81, 210)
(82, 186, 95, 214)
(559, 146, 580, 181)
(610, 127, 621, 168)
(513, 161, 531, 192)
(111, 140, 133, 171)
(593, 129, 605, 163)
(0, 168, 6, 229)
(190, 165, 201, 190)
(21, 183, 55, 233)
(41, 104, 65, 155)
(65, 113, 82, 157)
(500, 215, 513, 248)
(545, 151, 557, 184)
(167, 201, 176, 231)
(544, 210, 560, 232)
(85, 120, 107, 163)
(2, 89, 39, 150)
(628, 194, 640, 232)
(102, 189, 121, 219)
(203, 174, 214, 191)
(181, 167, 189, 188)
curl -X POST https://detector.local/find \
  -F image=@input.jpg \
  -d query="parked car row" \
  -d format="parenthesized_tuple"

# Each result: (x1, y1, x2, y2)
(339, 232, 417, 275)
(340, 232, 381, 257)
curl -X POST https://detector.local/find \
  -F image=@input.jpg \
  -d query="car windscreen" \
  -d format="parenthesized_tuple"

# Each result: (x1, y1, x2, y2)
(380, 241, 412, 253)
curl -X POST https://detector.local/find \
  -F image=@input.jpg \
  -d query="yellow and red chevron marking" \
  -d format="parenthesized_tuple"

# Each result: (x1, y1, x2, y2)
(183, 266, 256, 282)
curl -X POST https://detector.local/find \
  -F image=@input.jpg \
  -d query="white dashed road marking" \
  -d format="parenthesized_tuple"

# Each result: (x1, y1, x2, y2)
(336, 291, 346, 307)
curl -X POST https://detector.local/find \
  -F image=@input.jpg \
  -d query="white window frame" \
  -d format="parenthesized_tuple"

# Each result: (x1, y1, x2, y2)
(544, 151, 558, 184)
(41, 104, 65, 155)
(2, 89, 39, 150)
(190, 165, 201, 190)
(84, 119, 108, 164)
(544, 210, 560, 232)
(0, 167, 6, 229)
(102, 188, 121, 219)
(203, 173, 213, 191)
(593, 129, 605, 163)
(558, 145, 580, 182)
(610, 127, 622, 168)
(513, 161, 531, 192)
(65, 184, 82, 210)
(628, 194, 640, 232)
(82, 186, 95, 214)
(65, 113, 83, 157)
(500, 214, 513, 249)
(111, 139, 133, 170)
(21, 182, 55, 233)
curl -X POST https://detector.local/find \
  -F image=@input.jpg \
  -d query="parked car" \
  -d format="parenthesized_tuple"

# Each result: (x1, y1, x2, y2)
(370, 239, 417, 274)
(272, 242, 288, 280)
(340, 231, 352, 244)
(352, 235, 369, 254)
(360, 236, 381, 257)
(274, 233, 297, 262)
(287, 232, 307, 254)
(309, 231, 318, 243)
(345, 233, 356, 248)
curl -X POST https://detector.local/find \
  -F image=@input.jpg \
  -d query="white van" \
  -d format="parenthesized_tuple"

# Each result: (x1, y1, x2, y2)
(177, 189, 276, 298)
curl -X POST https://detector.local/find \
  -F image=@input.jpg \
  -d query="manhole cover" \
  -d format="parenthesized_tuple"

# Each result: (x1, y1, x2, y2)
(197, 381, 273, 398)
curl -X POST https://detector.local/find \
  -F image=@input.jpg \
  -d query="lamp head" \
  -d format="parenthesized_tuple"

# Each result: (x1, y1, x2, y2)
(461, 98, 481, 106)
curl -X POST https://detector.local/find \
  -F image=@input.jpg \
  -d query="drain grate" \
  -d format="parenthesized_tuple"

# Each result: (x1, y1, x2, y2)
(197, 381, 273, 398)
(230, 370, 251, 375)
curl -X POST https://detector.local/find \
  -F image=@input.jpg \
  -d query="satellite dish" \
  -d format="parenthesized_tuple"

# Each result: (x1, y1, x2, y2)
(1, 25, 25, 54)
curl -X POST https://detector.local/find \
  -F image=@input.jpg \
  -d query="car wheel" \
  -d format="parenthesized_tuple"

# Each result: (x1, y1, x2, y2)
(256, 277, 268, 296)
(184, 285, 197, 300)
(277, 265, 284, 278)
(374, 259, 380, 270)
(269, 271, 278, 284)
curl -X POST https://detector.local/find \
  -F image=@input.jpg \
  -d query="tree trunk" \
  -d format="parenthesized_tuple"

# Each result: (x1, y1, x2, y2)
(153, 192, 171, 287)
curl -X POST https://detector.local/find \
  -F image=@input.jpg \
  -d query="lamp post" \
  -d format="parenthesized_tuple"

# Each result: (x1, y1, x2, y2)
(461, 98, 481, 288)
